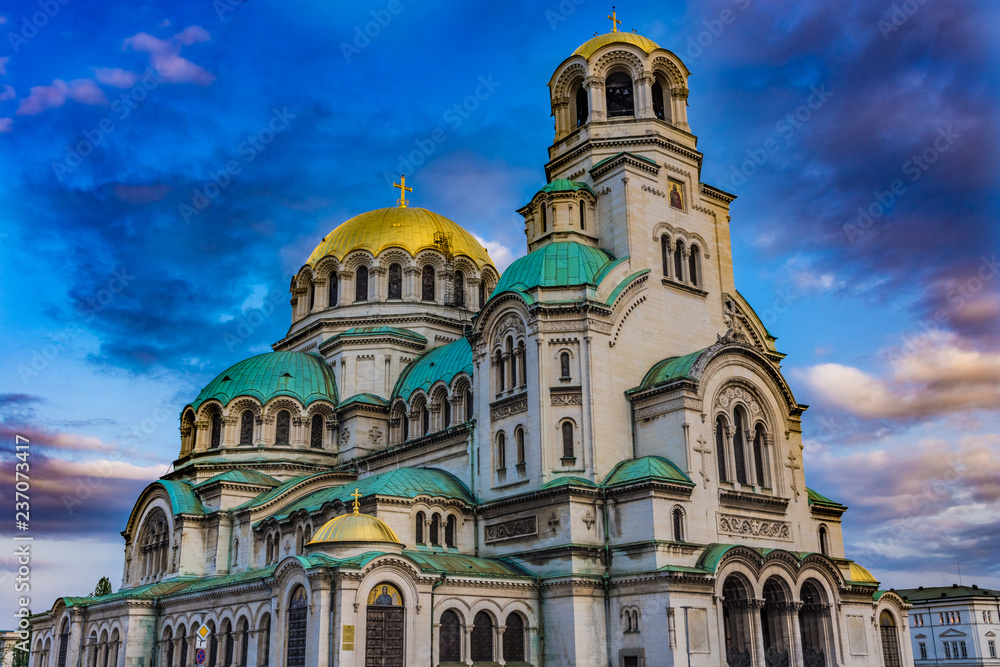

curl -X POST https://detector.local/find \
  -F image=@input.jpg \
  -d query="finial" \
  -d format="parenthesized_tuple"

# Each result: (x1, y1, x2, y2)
(351, 488, 362, 514)
(393, 174, 413, 208)
(608, 6, 621, 33)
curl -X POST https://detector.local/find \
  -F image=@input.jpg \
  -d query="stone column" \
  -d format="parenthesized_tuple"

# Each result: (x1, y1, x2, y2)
(291, 416, 306, 449)
(496, 626, 506, 666)
(193, 421, 209, 453)
(552, 97, 570, 141)
(221, 416, 238, 448)
(371, 266, 387, 302)
(725, 427, 737, 484)
(750, 600, 767, 667)
(464, 625, 474, 666)
(671, 86, 690, 131)
(585, 76, 606, 122)
(313, 278, 328, 310)
(680, 248, 691, 284)
(404, 267, 419, 301)
(790, 603, 804, 667)
(636, 73, 654, 118)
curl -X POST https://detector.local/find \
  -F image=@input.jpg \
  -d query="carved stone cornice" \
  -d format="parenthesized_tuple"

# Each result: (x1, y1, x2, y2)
(719, 490, 789, 516)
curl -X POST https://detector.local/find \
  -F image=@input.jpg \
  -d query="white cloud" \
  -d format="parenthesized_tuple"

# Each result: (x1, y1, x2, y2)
(472, 233, 518, 273)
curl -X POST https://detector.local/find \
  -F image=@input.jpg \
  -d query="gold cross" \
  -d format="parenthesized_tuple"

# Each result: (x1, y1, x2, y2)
(608, 6, 621, 33)
(393, 175, 412, 208)
(351, 488, 362, 513)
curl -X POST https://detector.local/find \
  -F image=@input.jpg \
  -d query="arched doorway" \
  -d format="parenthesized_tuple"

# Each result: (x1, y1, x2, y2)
(722, 575, 753, 667)
(286, 587, 307, 667)
(879, 611, 902, 667)
(799, 579, 832, 667)
(761, 577, 791, 667)
(366, 583, 404, 667)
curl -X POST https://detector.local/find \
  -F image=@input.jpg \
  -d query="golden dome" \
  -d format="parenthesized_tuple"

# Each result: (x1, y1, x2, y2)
(308, 503, 403, 546)
(573, 31, 660, 60)
(849, 562, 879, 584)
(306, 207, 494, 268)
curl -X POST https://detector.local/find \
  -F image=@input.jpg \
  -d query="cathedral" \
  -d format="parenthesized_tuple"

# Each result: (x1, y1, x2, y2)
(29, 20, 913, 667)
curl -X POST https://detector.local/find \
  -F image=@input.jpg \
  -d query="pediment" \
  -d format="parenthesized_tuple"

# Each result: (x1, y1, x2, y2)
(939, 628, 967, 637)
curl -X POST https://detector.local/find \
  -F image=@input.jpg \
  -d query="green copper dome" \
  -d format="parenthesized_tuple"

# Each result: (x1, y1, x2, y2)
(392, 338, 472, 401)
(538, 179, 596, 197)
(491, 241, 618, 304)
(187, 351, 338, 412)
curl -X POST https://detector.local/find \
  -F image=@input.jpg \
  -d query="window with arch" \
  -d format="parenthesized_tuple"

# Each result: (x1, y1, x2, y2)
(517, 340, 526, 387)
(239, 410, 254, 445)
(819, 525, 830, 556)
(221, 620, 234, 667)
(209, 412, 222, 448)
(387, 263, 402, 299)
(716, 390, 771, 490)
(561, 421, 575, 460)
(540, 203, 547, 232)
(402, 408, 409, 442)
(661, 235, 671, 277)
(652, 78, 666, 120)
(672, 507, 685, 542)
(496, 432, 507, 470)
(560, 351, 571, 379)
(495, 349, 505, 395)
(257, 614, 271, 667)
(579, 202, 586, 230)
(880, 611, 902, 667)
(575, 84, 589, 127)
(275, 410, 291, 445)
(515, 426, 526, 466)
(504, 612, 526, 662)
(162, 627, 173, 667)
(673, 239, 685, 282)
(309, 414, 324, 449)
(753, 423, 767, 487)
(732, 406, 749, 485)
(236, 618, 249, 667)
(139, 507, 169, 580)
(715, 415, 729, 481)
(479, 280, 486, 308)
(430, 513, 440, 546)
(606, 71, 635, 117)
(415, 511, 425, 544)
(465, 388, 474, 422)
(232, 538, 239, 564)
(420, 402, 429, 436)
(421, 265, 435, 301)
(470, 612, 494, 663)
(328, 273, 338, 307)
(506, 337, 516, 389)
(88, 633, 98, 667)
(206, 622, 217, 667)
(622, 608, 640, 633)
(453, 270, 465, 307)
(308, 282, 315, 312)
(445, 515, 456, 548)
(688, 245, 701, 287)
(442, 395, 451, 428)
(286, 587, 308, 667)
(439, 609, 462, 662)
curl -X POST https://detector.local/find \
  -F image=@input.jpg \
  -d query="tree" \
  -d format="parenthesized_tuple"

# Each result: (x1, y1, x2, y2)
(91, 576, 113, 597)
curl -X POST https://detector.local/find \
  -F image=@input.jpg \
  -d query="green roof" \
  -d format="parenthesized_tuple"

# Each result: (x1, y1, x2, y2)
(236, 471, 330, 510)
(541, 476, 598, 489)
(591, 151, 658, 170)
(156, 480, 206, 515)
(605, 269, 650, 305)
(628, 348, 707, 394)
(895, 585, 1000, 601)
(338, 393, 389, 408)
(538, 178, 597, 197)
(194, 470, 280, 489)
(492, 242, 617, 304)
(269, 467, 475, 522)
(807, 487, 847, 509)
(392, 338, 472, 401)
(401, 551, 532, 579)
(187, 351, 338, 412)
(320, 326, 427, 348)
(603, 456, 695, 488)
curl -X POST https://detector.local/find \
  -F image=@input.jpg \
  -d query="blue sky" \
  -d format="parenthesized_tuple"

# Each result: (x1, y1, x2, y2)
(0, 0, 998, 614)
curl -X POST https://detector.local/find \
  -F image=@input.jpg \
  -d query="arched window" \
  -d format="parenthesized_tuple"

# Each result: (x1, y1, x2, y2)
(496, 432, 506, 470)
(495, 350, 505, 395)
(310, 414, 324, 449)
(439, 610, 462, 662)
(561, 422, 574, 460)
(430, 513, 440, 546)
(479, 280, 486, 308)
(470, 612, 494, 662)
(672, 507, 685, 542)
(139, 508, 169, 580)
(442, 396, 451, 428)
(465, 388, 474, 422)
(236, 618, 249, 667)
(162, 628, 173, 667)
(286, 587, 308, 667)
(109, 630, 119, 667)
(207, 622, 217, 667)
(275, 410, 291, 445)
(515, 427, 526, 465)
(402, 409, 409, 442)
(415, 512, 425, 544)
(183, 409, 197, 452)
(689, 245, 701, 287)
(652, 79, 665, 120)
(239, 410, 254, 445)
(88, 633, 98, 667)
(673, 240, 685, 282)
(328, 274, 338, 307)
(517, 340, 526, 387)
(453, 270, 465, 307)
(540, 203, 547, 232)
(257, 614, 271, 667)
(819, 526, 830, 556)
(177, 627, 188, 667)
(733, 407, 749, 485)
(445, 515, 456, 548)
(661, 235, 670, 277)
(880, 611, 902, 667)
(307, 283, 314, 312)
(232, 538, 239, 564)
(504, 613, 525, 662)
(575, 84, 589, 127)
(420, 403, 429, 436)
(579, 202, 586, 230)
(506, 337, 516, 389)
(606, 72, 635, 117)
(387, 263, 402, 299)
(560, 351, 571, 379)
(221, 620, 234, 667)
(355, 266, 368, 302)
(210, 412, 222, 448)
(421, 265, 435, 301)
(716, 415, 728, 481)
(753, 424, 766, 486)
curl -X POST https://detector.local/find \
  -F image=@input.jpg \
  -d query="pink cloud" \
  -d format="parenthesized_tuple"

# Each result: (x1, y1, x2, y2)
(0, 85, 13, 101)
(123, 26, 215, 86)
(16, 78, 108, 115)
(114, 183, 172, 203)
(0, 56, 8, 75)
(0, 118, 11, 133)
(94, 67, 138, 88)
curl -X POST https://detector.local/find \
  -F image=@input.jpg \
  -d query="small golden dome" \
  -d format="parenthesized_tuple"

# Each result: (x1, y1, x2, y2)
(306, 207, 494, 269)
(308, 491, 403, 546)
(849, 562, 879, 584)
(572, 31, 660, 60)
